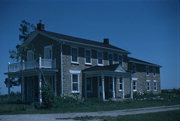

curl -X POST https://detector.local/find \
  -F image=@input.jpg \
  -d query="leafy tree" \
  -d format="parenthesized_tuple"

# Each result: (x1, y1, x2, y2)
(9, 20, 36, 61)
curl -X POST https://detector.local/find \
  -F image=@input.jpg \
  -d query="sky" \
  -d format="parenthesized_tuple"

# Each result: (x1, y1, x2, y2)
(0, 0, 179, 94)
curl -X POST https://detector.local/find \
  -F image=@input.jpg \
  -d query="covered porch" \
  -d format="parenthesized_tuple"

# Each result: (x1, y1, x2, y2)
(83, 64, 133, 101)
(5, 68, 58, 103)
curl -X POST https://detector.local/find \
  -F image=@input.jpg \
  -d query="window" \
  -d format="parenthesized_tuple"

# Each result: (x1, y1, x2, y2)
(44, 45, 52, 59)
(146, 80, 150, 91)
(71, 47, 78, 63)
(146, 66, 149, 76)
(118, 77, 123, 91)
(153, 80, 157, 91)
(119, 55, 123, 65)
(97, 51, 103, 65)
(109, 54, 113, 65)
(153, 67, 156, 76)
(86, 78, 92, 92)
(133, 80, 137, 91)
(132, 63, 136, 73)
(85, 49, 91, 64)
(27, 50, 34, 61)
(71, 74, 79, 93)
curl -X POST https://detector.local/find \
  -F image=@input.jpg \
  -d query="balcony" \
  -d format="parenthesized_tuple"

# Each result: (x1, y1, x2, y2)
(8, 57, 56, 72)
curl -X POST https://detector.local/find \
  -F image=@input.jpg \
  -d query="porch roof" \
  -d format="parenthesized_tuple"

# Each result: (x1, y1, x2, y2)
(83, 64, 130, 77)
(4, 68, 58, 77)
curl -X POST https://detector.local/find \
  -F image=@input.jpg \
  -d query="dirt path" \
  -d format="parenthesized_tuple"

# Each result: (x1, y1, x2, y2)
(0, 105, 180, 121)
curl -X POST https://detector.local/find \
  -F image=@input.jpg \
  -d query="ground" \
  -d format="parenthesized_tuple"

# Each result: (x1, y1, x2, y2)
(0, 105, 180, 121)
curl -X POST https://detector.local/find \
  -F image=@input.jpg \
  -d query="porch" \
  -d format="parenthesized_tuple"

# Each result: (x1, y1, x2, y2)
(8, 57, 56, 72)
(83, 64, 133, 101)
(5, 57, 58, 103)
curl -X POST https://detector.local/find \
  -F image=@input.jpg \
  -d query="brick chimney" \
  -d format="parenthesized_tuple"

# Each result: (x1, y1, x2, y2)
(37, 20, 45, 31)
(103, 38, 109, 45)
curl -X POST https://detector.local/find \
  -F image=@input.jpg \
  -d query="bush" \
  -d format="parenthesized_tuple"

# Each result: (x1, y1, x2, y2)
(0, 92, 22, 104)
(40, 80, 54, 109)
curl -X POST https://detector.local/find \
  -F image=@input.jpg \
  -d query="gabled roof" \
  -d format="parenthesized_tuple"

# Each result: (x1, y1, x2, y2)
(83, 64, 126, 72)
(128, 57, 161, 67)
(26, 30, 130, 54)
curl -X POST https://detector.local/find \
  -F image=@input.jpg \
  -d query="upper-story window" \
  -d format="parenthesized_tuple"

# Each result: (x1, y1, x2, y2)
(119, 54, 123, 65)
(71, 47, 78, 63)
(146, 66, 149, 76)
(44, 45, 52, 59)
(27, 50, 34, 61)
(132, 63, 136, 73)
(153, 67, 156, 76)
(85, 49, 91, 64)
(97, 51, 103, 65)
(109, 54, 113, 65)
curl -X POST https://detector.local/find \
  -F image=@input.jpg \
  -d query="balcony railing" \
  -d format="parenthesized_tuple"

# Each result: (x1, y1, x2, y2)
(8, 57, 56, 72)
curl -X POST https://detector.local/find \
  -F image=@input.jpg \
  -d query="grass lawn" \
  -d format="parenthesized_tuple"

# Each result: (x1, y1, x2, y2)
(0, 91, 180, 115)
(73, 110, 180, 121)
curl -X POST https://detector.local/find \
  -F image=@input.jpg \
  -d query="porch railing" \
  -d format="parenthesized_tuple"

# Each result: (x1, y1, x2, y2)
(8, 57, 56, 72)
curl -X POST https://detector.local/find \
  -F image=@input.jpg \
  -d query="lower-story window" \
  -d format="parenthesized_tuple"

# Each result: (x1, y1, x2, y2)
(153, 80, 157, 91)
(118, 77, 123, 91)
(146, 80, 150, 91)
(133, 80, 137, 91)
(71, 74, 79, 93)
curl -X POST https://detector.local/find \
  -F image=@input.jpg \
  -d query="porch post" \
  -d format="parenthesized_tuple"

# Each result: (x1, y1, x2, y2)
(112, 76, 115, 99)
(101, 75, 105, 101)
(130, 77, 133, 99)
(122, 78, 125, 99)
(38, 73, 42, 103)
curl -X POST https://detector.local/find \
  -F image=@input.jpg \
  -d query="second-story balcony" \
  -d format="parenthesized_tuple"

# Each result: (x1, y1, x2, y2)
(8, 57, 56, 73)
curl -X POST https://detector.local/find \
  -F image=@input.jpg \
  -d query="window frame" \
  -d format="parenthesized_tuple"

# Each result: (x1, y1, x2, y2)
(71, 47, 79, 64)
(132, 78, 137, 91)
(71, 74, 80, 93)
(27, 50, 34, 61)
(118, 77, 123, 91)
(85, 49, 92, 65)
(44, 45, 52, 59)
(108, 53, 113, 65)
(146, 80, 150, 91)
(97, 51, 103, 66)
(119, 54, 123, 65)
(153, 80, 157, 91)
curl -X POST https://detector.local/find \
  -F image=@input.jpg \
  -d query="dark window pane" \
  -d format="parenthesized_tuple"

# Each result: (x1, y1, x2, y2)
(73, 83, 78, 91)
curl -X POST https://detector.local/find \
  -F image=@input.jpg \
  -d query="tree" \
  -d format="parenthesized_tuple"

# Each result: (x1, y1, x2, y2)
(9, 20, 36, 61)
(6, 20, 36, 95)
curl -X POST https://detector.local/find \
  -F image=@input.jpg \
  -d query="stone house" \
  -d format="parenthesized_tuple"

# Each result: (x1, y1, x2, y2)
(5, 22, 161, 103)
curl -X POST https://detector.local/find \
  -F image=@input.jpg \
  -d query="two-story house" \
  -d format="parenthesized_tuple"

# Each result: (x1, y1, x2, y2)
(5, 22, 161, 103)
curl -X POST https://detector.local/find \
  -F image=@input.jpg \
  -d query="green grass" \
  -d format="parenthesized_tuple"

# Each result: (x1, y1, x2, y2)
(73, 110, 180, 121)
(0, 92, 180, 115)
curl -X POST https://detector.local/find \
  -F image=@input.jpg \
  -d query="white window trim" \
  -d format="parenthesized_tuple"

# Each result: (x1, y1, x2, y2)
(97, 51, 104, 66)
(146, 80, 151, 91)
(44, 45, 52, 59)
(132, 79, 137, 91)
(70, 70, 80, 93)
(71, 47, 79, 64)
(153, 80, 157, 91)
(85, 49, 92, 65)
(108, 53, 114, 65)
(118, 78, 124, 92)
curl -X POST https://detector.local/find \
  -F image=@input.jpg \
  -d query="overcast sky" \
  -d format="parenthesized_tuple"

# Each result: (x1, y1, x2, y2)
(0, 0, 180, 94)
